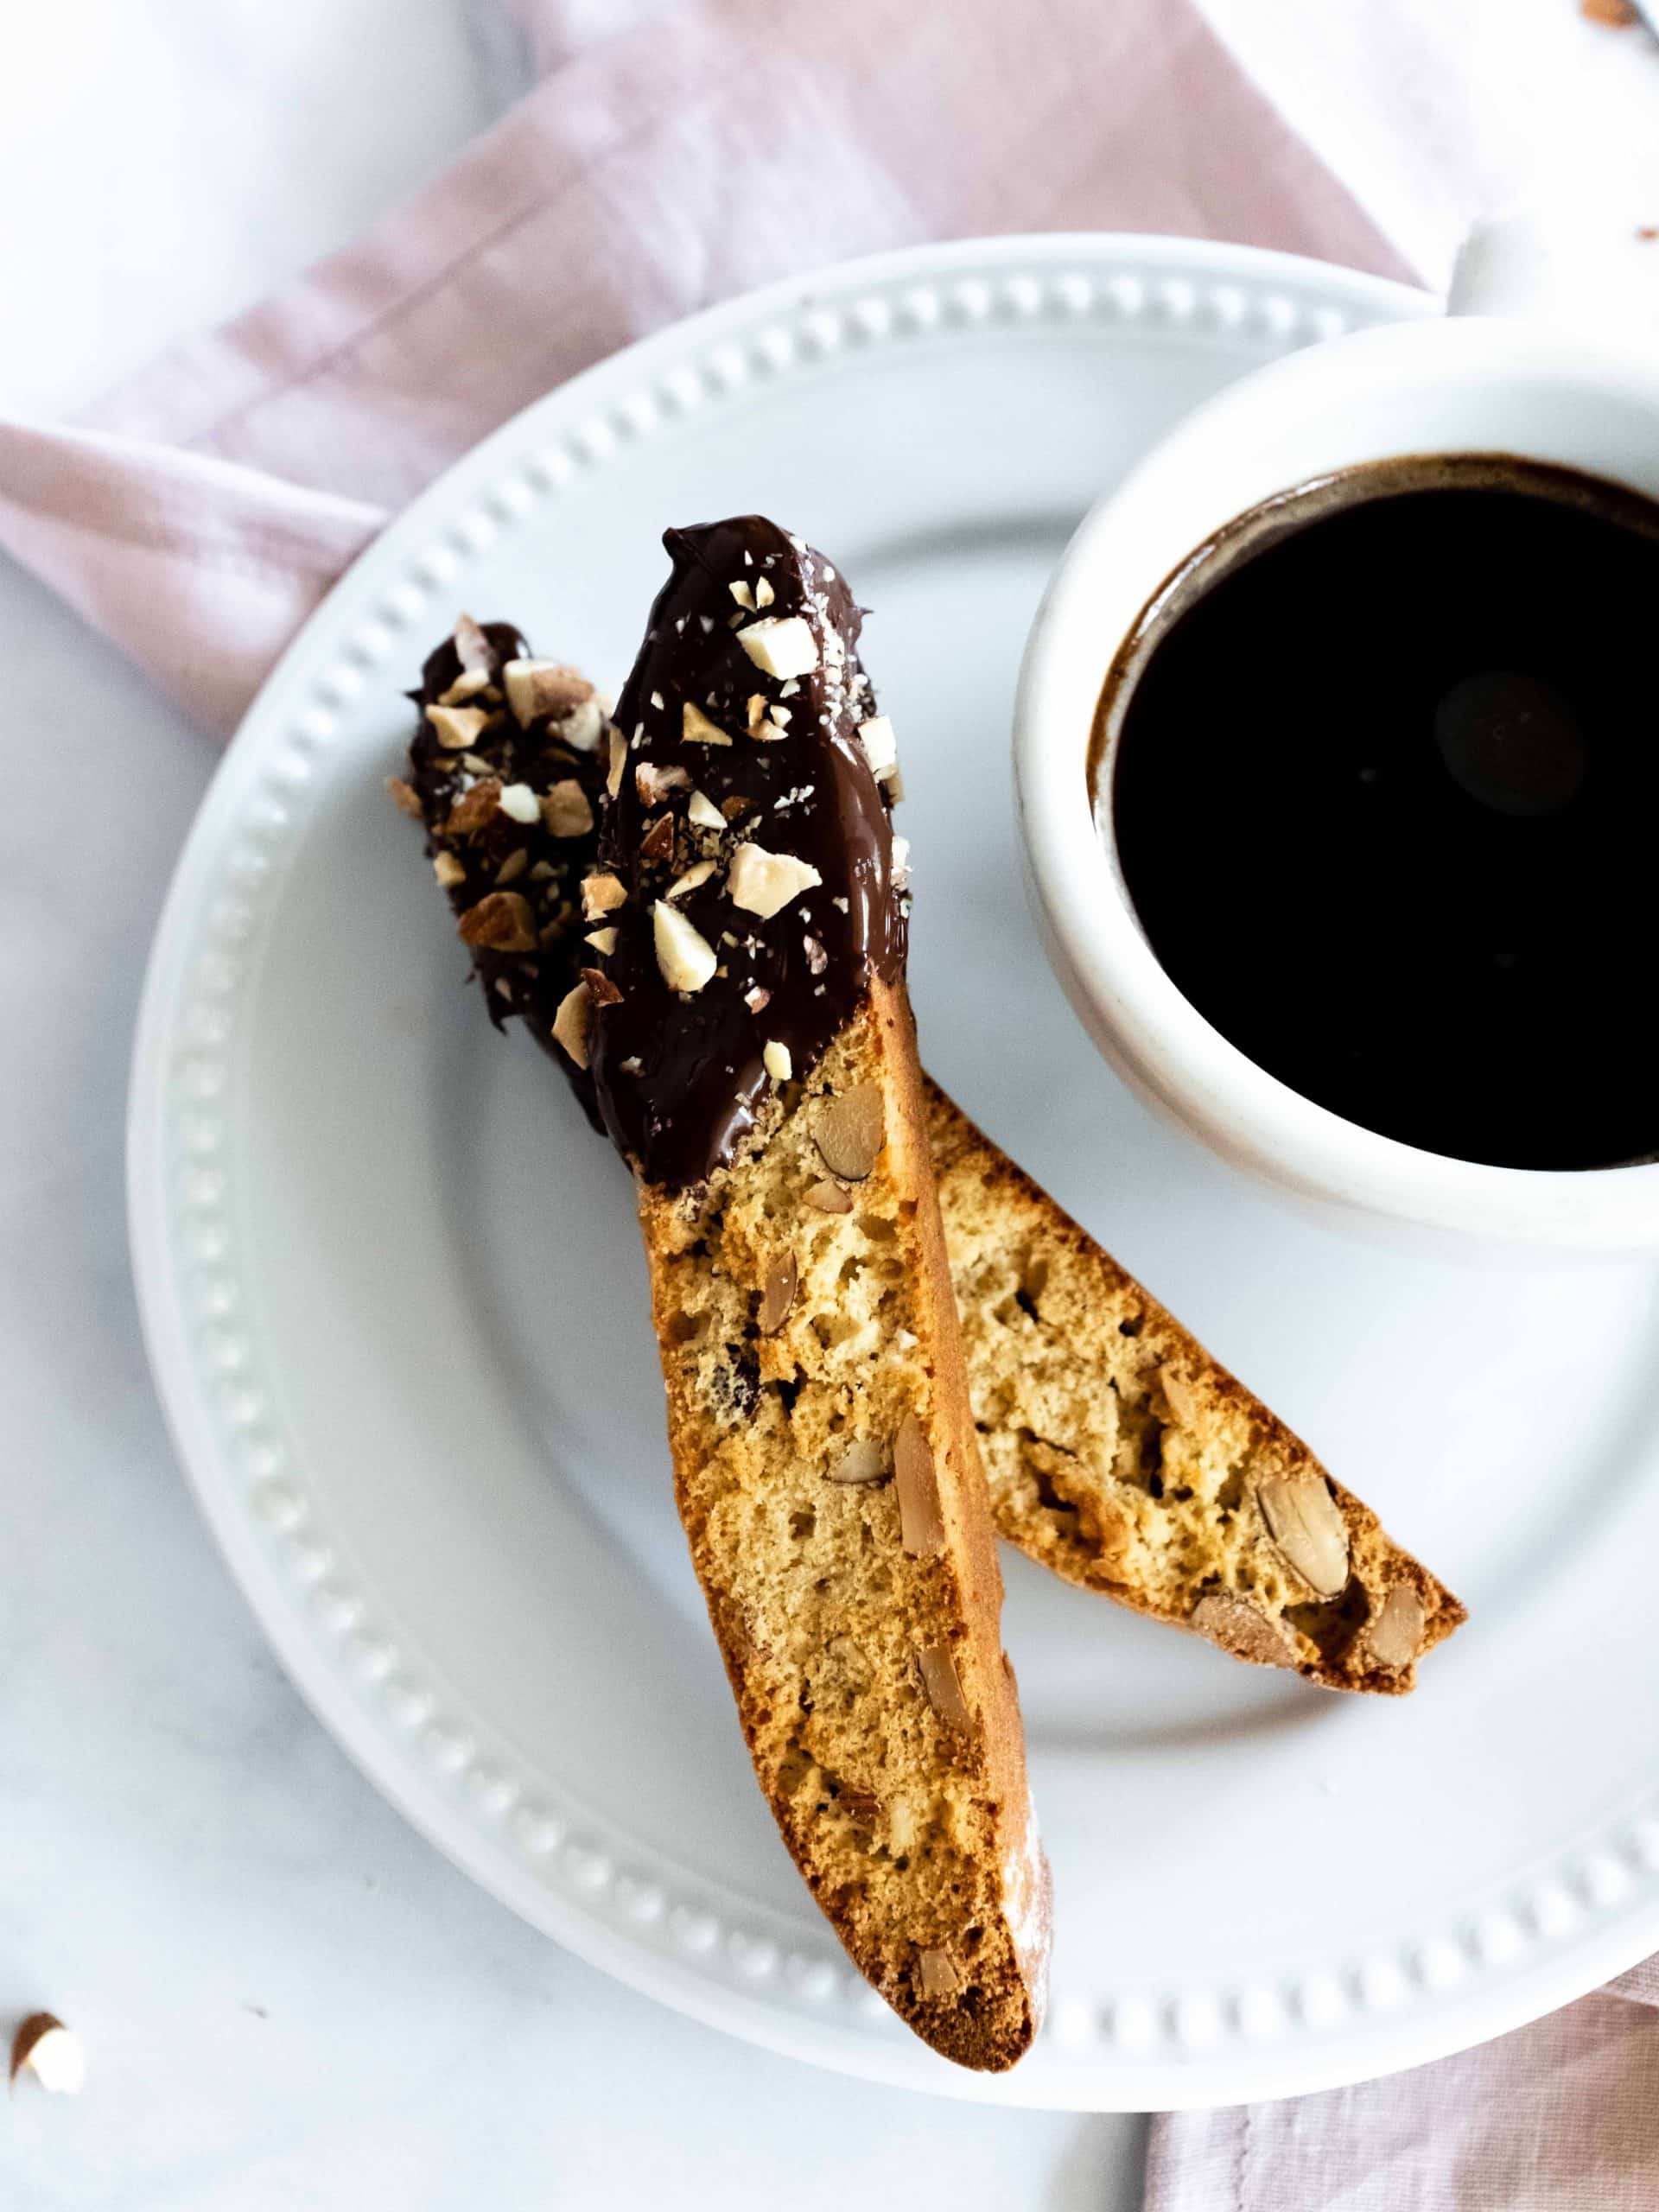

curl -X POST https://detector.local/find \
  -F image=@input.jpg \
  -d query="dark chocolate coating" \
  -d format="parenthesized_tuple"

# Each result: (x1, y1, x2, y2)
(405, 617, 607, 1129)
(588, 518, 906, 1190)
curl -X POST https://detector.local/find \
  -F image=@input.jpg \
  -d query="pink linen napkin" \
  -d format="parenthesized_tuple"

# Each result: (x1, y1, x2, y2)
(0, 0, 1402, 734)
(8, 0, 1658, 2198)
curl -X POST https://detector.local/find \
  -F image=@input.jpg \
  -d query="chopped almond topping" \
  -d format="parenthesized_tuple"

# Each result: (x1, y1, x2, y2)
(682, 701, 733, 747)
(727, 842, 822, 919)
(540, 780, 595, 838)
(652, 900, 717, 993)
(426, 703, 489, 751)
(581, 871, 626, 919)
(736, 615, 818, 679)
(457, 890, 537, 952)
(637, 761, 691, 806)
(551, 981, 593, 1068)
(444, 778, 502, 836)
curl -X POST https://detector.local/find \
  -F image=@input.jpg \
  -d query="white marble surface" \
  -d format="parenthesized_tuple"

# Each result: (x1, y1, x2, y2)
(0, 5, 1146, 2206)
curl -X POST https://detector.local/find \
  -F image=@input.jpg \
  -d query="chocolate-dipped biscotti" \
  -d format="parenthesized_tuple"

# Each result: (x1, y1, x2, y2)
(429, 522, 1051, 2070)
(393, 603, 1463, 1698)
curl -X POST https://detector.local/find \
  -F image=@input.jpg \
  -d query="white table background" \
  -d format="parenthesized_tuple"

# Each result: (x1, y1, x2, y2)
(3, 3, 1655, 2205)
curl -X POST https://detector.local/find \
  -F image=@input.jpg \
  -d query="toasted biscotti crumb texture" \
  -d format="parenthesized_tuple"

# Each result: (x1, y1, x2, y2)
(925, 1083, 1465, 1695)
(635, 987, 1048, 2071)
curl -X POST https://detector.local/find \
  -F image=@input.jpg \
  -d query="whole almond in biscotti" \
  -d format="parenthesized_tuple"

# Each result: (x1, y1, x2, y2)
(580, 518, 1049, 2073)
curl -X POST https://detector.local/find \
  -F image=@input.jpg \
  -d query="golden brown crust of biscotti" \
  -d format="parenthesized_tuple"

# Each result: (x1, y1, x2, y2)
(637, 986, 1049, 2070)
(925, 1081, 1465, 1694)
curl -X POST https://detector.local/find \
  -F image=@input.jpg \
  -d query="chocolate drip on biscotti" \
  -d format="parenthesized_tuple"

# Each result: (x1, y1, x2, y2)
(399, 614, 610, 1129)
(588, 518, 907, 1190)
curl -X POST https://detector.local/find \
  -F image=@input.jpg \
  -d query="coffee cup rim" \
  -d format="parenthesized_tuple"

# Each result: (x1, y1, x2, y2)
(1014, 315, 1659, 1251)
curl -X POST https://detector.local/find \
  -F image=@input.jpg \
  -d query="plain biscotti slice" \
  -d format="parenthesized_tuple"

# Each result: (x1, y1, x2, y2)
(581, 519, 1049, 2071)
(927, 1084, 1465, 1694)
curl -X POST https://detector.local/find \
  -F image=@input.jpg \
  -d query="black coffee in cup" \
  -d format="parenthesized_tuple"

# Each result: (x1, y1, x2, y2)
(1095, 454, 1659, 1171)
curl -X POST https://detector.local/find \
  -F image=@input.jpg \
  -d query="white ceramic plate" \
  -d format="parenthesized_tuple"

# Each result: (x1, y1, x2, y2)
(130, 235, 1659, 2111)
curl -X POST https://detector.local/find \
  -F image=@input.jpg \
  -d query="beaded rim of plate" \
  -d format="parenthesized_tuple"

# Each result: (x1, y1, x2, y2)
(132, 238, 1658, 2107)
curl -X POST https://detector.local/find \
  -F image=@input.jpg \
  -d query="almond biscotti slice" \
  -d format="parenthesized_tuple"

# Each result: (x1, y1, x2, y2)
(927, 1084, 1465, 1694)
(577, 519, 1048, 2072)
(395, 619, 1464, 1697)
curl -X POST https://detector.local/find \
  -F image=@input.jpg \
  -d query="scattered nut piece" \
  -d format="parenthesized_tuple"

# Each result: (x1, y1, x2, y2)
(682, 701, 733, 747)
(637, 761, 691, 806)
(494, 847, 529, 886)
(652, 900, 718, 993)
(803, 935, 828, 976)
(744, 985, 772, 1014)
(639, 816, 677, 866)
(607, 727, 627, 800)
(1256, 1475, 1351, 1598)
(551, 981, 594, 1069)
(10, 2015, 84, 2095)
(917, 1948, 963, 2000)
(438, 667, 492, 708)
(758, 1252, 798, 1335)
(1366, 1584, 1426, 1670)
(581, 965, 622, 1009)
(433, 851, 467, 889)
(498, 781, 540, 825)
(426, 703, 489, 751)
(894, 1413, 945, 1558)
(458, 890, 538, 952)
(445, 778, 502, 836)
(804, 1179, 852, 1215)
(665, 859, 717, 902)
(737, 614, 819, 679)
(687, 789, 725, 831)
(585, 926, 619, 955)
(728, 580, 755, 609)
(918, 1643, 970, 1728)
(721, 793, 753, 823)
(540, 780, 594, 838)
(890, 835, 912, 888)
(763, 1040, 793, 1083)
(754, 575, 775, 608)
(502, 658, 594, 727)
(728, 842, 823, 919)
(559, 697, 605, 753)
(1190, 1592, 1296, 1669)
(814, 1085, 883, 1180)
(385, 776, 424, 818)
(856, 715, 899, 782)
(453, 613, 497, 674)
(582, 871, 626, 920)
(826, 1437, 888, 1484)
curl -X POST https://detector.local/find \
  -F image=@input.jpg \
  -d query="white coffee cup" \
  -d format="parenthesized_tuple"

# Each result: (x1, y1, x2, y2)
(1014, 266, 1659, 1253)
